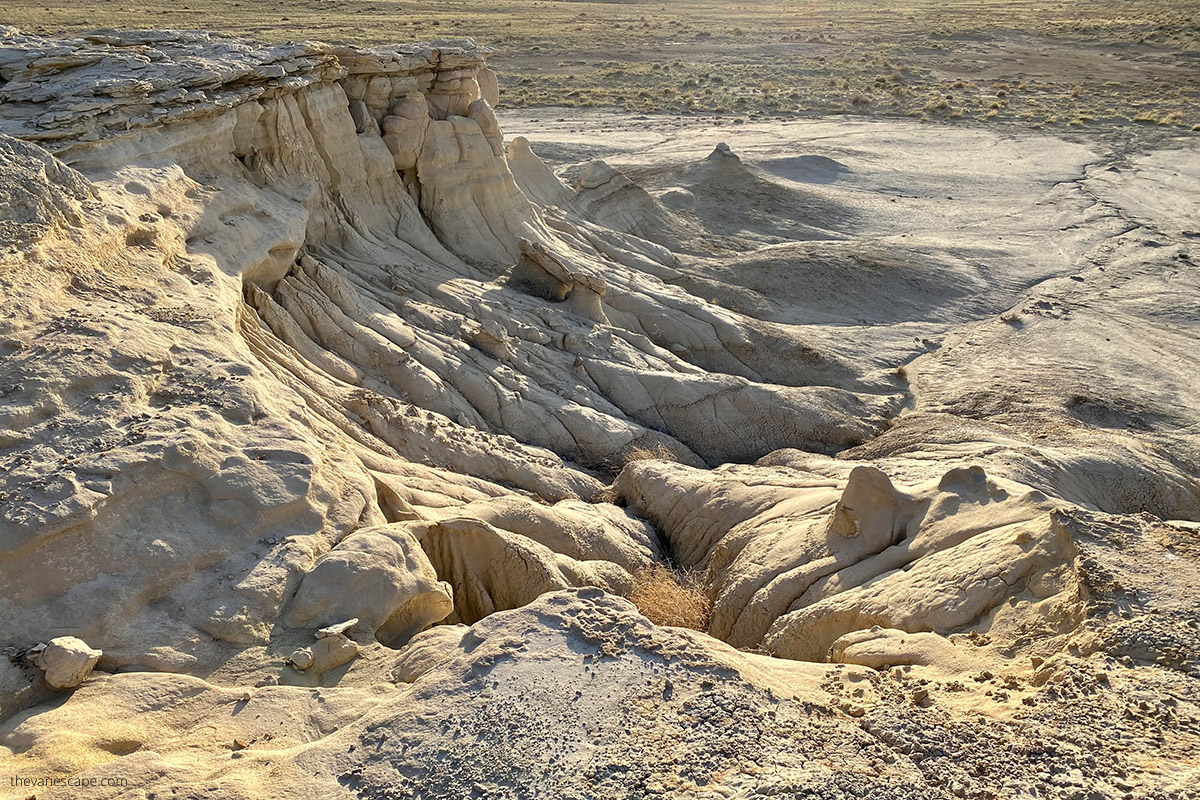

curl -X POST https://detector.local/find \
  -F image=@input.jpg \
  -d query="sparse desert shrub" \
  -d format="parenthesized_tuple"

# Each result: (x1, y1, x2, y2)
(593, 484, 621, 505)
(629, 564, 711, 630)
(622, 442, 680, 464)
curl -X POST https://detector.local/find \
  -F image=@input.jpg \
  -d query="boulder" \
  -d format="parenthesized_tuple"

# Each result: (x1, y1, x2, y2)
(32, 637, 102, 690)
(290, 633, 360, 674)
(286, 525, 454, 646)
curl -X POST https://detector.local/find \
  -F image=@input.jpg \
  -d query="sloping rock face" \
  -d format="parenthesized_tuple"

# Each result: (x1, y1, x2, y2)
(0, 28, 1198, 799)
(0, 28, 898, 673)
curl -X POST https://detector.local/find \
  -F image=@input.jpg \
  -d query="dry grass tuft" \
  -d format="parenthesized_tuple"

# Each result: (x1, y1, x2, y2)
(593, 484, 621, 505)
(622, 442, 680, 465)
(629, 563, 711, 630)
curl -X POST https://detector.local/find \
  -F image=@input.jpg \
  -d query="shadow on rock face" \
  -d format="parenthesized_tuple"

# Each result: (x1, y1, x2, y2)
(601, 143, 863, 252)
(756, 154, 853, 185)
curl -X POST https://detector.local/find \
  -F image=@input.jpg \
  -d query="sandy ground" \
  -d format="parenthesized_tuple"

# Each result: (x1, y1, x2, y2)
(500, 108, 1175, 367)
(503, 108, 1200, 513)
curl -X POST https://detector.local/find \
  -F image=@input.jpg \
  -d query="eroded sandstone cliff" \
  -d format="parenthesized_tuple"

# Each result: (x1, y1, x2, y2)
(0, 28, 1197, 799)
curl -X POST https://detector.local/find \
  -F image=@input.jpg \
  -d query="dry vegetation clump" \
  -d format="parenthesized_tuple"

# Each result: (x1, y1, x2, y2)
(629, 563, 711, 631)
(622, 442, 681, 465)
(592, 443, 681, 504)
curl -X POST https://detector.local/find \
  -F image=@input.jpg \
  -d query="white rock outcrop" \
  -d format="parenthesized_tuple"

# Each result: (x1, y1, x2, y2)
(617, 458, 1081, 659)
(0, 28, 905, 679)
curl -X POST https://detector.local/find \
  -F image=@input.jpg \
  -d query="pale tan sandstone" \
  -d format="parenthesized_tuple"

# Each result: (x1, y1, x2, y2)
(0, 27, 1197, 800)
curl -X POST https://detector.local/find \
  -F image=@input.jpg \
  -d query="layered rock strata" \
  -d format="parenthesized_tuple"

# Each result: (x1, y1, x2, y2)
(0, 28, 1197, 799)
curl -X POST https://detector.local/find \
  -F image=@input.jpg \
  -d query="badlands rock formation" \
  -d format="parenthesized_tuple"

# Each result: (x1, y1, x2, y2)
(0, 27, 1198, 799)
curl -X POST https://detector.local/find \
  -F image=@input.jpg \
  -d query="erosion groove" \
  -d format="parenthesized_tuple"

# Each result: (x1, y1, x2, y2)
(0, 28, 1198, 800)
